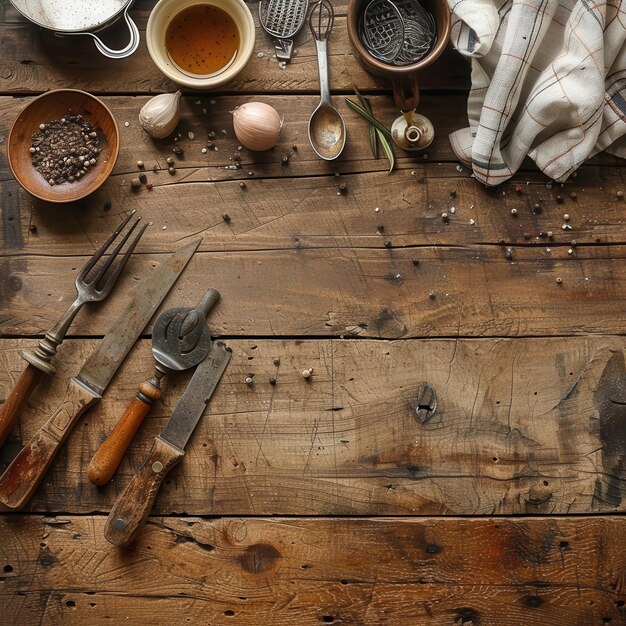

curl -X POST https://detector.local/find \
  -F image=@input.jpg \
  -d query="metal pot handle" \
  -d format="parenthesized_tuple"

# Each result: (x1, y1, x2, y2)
(59, 5, 140, 59)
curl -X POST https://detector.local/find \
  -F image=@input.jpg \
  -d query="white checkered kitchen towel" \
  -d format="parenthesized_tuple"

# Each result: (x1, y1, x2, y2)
(448, 0, 626, 185)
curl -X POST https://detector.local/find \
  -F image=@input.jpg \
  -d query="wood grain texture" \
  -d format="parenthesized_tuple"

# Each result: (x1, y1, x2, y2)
(104, 435, 184, 546)
(0, 363, 42, 448)
(0, 377, 100, 510)
(87, 379, 162, 487)
(1, 515, 625, 625)
(1, 337, 625, 515)
(2, 243, 626, 338)
(0, 0, 470, 94)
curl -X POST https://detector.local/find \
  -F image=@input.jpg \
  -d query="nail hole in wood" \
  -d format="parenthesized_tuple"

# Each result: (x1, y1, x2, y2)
(224, 610, 235, 617)
(66, 600, 76, 608)
(3, 565, 12, 573)
(322, 617, 334, 623)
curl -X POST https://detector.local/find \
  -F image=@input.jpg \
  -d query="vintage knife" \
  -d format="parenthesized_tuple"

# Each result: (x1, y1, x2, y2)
(104, 341, 231, 547)
(0, 239, 201, 511)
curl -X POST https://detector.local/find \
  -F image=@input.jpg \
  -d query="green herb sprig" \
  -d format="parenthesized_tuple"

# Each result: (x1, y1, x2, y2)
(345, 90, 395, 174)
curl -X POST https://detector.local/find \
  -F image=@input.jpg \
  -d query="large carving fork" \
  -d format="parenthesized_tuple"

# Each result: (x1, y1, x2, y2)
(0, 211, 147, 448)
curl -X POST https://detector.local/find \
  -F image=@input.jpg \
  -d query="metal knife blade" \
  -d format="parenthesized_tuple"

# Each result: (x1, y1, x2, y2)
(76, 240, 201, 395)
(103, 341, 231, 546)
(0, 239, 202, 511)
(159, 341, 231, 450)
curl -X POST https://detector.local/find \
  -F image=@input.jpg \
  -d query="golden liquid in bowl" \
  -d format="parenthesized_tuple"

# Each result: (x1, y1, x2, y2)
(165, 5, 240, 77)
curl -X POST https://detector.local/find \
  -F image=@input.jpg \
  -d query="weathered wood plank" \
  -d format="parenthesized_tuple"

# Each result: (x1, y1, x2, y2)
(1, 337, 624, 514)
(1, 515, 625, 625)
(0, 0, 469, 94)
(2, 94, 625, 255)
(2, 243, 626, 338)
(2, 165, 626, 257)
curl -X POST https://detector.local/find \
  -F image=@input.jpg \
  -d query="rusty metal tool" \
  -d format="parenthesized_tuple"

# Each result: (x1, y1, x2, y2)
(0, 239, 201, 511)
(0, 211, 146, 450)
(104, 340, 231, 547)
(87, 288, 220, 486)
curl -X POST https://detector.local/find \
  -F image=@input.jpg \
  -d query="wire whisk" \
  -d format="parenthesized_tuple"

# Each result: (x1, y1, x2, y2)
(309, 0, 334, 42)
(359, 0, 436, 66)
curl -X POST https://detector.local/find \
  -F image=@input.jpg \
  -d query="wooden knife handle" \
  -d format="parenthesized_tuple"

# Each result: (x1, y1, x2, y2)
(104, 435, 184, 547)
(87, 378, 162, 486)
(0, 378, 100, 510)
(0, 364, 44, 448)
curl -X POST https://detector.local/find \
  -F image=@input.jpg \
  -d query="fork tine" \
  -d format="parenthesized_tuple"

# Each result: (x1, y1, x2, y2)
(76, 210, 137, 283)
(90, 216, 140, 288)
(95, 220, 149, 296)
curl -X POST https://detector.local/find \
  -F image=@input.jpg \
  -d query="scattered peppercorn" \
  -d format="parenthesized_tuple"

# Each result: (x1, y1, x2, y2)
(166, 157, 175, 166)
(104, 200, 112, 210)
(523, 232, 531, 240)
(617, 190, 624, 199)
(282, 155, 289, 164)
(556, 194, 563, 203)
(556, 277, 562, 284)
(239, 181, 246, 189)
(152, 164, 159, 173)
(441, 212, 449, 222)
(412, 258, 420, 266)
(292, 144, 298, 151)
(301, 368, 313, 379)
(384, 240, 392, 248)
(449, 190, 457, 199)
(511, 208, 518, 216)
(563, 213, 570, 221)
(533, 203, 542, 214)
(146, 182, 153, 190)
(138, 173, 147, 184)
(269, 377, 277, 385)
(273, 357, 281, 366)
(428, 291, 436, 299)
(172, 146, 184, 156)
(377, 224, 384, 232)
(570, 192, 577, 199)
(29, 224, 37, 233)
(131, 177, 141, 189)
(136, 160, 144, 168)
(338, 183, 347, 194)
(233, 152, 241, 161)
(168, 166, 176, 175)
(505, 247, 513, 259)
(222, 213, 231, 222)
(515, 185, 522, 193)
(245, 376, 254, 385)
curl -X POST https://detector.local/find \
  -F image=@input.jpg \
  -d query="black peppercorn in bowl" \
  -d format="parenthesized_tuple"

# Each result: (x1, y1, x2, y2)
(7, 90, 119, 203)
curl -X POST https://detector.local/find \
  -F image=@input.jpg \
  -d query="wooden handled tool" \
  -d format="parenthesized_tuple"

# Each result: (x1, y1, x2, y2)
(0, 212, 146, 450)
(87, 288, 220, 487)
(0, 241, 201, 511)
(0, 365, 43, 447)
(105, 342, 231, 547)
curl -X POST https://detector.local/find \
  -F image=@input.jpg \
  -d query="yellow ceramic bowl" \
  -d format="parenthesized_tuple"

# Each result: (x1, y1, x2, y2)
(147, 0, 255, 90)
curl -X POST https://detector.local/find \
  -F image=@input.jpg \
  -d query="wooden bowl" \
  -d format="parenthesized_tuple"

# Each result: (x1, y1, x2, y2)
(7, 89, 119, 203)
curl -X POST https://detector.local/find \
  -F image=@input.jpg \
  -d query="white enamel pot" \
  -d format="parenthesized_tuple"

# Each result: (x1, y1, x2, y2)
(10, 0, 140, 59)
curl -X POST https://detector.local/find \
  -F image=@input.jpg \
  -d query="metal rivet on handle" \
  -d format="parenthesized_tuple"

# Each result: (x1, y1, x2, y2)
(152, 461, 164, 473)
(113, 518, 126, 530)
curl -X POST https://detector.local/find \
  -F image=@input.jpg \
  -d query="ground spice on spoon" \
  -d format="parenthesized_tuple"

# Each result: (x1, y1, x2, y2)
(30, 114, 100, 186)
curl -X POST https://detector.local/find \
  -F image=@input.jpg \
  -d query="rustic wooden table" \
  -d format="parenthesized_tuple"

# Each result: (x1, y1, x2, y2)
(1, 1, 626, 624)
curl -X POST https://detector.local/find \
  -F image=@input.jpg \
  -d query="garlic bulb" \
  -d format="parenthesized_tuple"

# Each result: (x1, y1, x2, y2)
(139, 91, 182, 139)
(232, 102, 282, 151)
